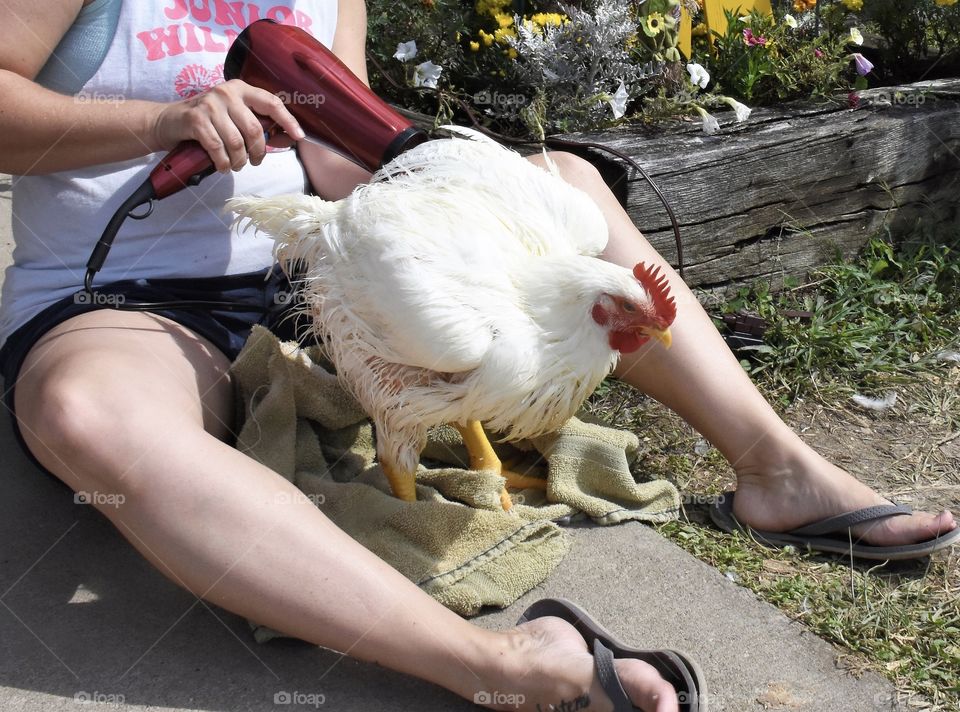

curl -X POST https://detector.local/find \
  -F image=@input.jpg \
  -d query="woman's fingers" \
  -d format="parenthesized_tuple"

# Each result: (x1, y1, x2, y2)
(242, 86, 305, 142)
(171, 80, 306, 172)
(209, 109, 249, 171)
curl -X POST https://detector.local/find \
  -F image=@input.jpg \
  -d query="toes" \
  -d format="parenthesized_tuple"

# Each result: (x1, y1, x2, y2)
(928, 510, 957, 535)
(614, 659, 680, 712)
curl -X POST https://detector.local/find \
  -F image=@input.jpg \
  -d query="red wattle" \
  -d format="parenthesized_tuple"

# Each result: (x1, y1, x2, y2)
(609, 330, 649, 353)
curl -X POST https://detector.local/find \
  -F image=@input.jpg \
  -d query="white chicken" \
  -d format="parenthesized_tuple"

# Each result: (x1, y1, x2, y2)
(229, 129, 676, 509)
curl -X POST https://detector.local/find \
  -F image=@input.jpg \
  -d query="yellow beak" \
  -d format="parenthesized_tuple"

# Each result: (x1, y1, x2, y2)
(648, 327, 672, 349)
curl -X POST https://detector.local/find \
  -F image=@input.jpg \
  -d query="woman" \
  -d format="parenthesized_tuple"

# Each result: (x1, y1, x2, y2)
(0, 2, 954, 711)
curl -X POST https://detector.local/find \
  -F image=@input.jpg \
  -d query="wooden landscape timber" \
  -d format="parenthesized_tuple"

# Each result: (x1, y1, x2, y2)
(568, 78, 960, 292)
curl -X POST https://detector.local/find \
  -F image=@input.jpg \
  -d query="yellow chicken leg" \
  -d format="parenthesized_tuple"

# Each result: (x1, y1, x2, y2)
(381, 460, 418, 502)
(453, 421, 548, 511)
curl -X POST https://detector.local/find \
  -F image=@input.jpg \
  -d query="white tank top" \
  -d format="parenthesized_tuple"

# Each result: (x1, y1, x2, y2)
(0, 0, 338, 345)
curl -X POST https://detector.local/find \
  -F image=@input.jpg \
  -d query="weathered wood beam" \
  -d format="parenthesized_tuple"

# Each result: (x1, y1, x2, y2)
(570, 79, 960, 291)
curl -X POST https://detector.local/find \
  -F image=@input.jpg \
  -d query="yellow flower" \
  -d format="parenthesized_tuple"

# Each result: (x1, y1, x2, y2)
(531, 12, 566, 27)
(494, 12, 514, 28)
(935, 0, 957, 6)
(469, 40, 480, 52)
(841, 0, 863, 9)
(478, 29, 495, 46)
(643, 12, 665, 37)
(494, 26, 516, 42)
(475, 0, 511, 18)
(792, 0, 816, 11)
(691, 22, 709, 36)
(505, 47, 518, 59)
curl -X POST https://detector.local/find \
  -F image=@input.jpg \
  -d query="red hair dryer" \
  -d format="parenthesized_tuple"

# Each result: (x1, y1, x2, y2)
(85, 19, 428, 294)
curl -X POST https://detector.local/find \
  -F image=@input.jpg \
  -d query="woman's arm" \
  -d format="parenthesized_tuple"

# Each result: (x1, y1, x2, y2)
(296, 0, 375, 200)
(0, 0, 305, 175)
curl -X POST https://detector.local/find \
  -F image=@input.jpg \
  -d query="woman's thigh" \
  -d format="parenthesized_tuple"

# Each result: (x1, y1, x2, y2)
(13, 309, 236, 487)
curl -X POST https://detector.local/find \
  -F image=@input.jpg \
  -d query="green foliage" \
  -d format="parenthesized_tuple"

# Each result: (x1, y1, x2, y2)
(722, 228, 960, 401)
(703, 9, 855, 103)
(859, 0, 960, 71)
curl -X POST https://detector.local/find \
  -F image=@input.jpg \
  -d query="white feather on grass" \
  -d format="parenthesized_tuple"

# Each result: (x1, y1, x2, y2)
(851, 392, 897, 411)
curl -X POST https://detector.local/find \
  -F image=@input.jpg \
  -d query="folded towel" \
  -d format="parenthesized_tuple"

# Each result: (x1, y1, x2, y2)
(230, 326, 679, 637)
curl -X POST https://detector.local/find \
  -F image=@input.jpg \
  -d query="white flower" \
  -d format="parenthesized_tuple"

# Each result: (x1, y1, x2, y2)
(393, 40, 418, 62)
(722, 96, 752, 122)
(607, 80, 629, 119)
(686, 62, 710, 89)
(739, 15, 751, 24)
(694, 105, 719, 135)
(849, 27, 864, 46)
(783, 14, 798, 28)
(413, 60, 442, 89)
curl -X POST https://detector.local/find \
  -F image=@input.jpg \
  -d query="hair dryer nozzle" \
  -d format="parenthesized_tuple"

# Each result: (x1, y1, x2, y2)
(225, 19, 427, 172)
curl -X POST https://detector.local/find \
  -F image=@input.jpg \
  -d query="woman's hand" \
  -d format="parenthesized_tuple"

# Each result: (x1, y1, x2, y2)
(151, 79, 305, 173)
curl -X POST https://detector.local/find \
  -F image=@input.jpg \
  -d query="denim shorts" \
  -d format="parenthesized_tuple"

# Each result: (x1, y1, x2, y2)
(0, 267, 308, 473)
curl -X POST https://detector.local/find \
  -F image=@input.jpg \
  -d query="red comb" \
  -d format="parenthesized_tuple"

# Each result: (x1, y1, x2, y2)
(633, 262, 677, 325)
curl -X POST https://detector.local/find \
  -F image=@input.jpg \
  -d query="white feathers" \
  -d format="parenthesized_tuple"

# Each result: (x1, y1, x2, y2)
(851, 392, 897, 411)
(229, 127, 631, 474)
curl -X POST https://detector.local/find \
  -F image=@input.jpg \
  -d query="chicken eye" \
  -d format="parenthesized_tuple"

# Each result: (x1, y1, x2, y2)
(620, 301, 636, 313)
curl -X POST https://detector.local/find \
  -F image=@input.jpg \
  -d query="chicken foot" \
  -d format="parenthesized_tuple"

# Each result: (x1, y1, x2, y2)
(381, 460, 418, 502)
(453, 421, 547, 511)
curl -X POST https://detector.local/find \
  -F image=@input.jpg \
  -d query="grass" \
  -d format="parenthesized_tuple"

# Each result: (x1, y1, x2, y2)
(719, 230, 960, 406)
(584, 225, 960, 710)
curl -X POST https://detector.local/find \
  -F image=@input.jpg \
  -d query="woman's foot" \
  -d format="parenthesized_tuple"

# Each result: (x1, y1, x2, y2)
(473, 616, 680, 712)
(731, 442, 956, 547)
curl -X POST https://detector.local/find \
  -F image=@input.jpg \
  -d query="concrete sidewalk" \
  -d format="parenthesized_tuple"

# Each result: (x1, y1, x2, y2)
(0, 174, 901, 711)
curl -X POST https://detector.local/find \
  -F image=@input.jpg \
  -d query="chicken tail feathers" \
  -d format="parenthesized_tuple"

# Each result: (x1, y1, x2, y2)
(227, 194, 337, 245)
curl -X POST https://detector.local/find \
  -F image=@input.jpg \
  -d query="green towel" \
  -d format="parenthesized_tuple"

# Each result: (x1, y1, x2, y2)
(230, 326, 679, 638)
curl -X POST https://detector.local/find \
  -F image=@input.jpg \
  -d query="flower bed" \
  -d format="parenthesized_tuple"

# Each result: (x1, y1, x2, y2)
(367, 0, 960, 139)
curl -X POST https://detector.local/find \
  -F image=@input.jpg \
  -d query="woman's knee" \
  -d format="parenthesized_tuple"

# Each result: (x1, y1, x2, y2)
(528, 150, 605, 189)
(15, 358, 146, 482)
(14, 336, 224, 488)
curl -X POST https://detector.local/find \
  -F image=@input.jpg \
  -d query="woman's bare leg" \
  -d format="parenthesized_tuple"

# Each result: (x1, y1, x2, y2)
(12, 309, 679, 712)
(535, 152, 956, 546)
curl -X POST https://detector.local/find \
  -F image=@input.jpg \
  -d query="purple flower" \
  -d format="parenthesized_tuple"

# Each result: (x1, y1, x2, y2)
(743, 28, 767, 47)
(814, 48, 824, 58)
(852, 53, 874, 76)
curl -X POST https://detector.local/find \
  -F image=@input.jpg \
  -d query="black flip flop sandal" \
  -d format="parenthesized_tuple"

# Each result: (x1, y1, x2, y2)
(710, 491, 960, 561)
(517, 597, 706, 711)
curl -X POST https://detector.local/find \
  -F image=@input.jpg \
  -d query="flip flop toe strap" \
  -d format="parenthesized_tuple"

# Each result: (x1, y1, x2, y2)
(789, 503, 912, 537)
(592, 639, 635, 711)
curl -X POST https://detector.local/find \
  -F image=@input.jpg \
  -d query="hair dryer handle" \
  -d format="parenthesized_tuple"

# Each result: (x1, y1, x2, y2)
(148, 116, 282, 199)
